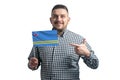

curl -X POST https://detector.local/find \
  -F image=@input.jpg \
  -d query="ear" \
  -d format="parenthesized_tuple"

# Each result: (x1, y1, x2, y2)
(67, 17, 70, 24)
(50, 17, 52, 24)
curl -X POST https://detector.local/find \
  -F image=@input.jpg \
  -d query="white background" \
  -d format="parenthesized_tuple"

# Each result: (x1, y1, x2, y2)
(0, 0, 120, 80)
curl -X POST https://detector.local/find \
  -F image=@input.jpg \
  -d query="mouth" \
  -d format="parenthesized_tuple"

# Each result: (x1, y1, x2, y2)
(54, 21, 63, 25)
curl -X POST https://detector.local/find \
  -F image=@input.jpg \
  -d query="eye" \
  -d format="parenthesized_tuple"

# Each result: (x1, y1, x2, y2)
(61, 15, 65, 18)
(52, 15, 58, 18)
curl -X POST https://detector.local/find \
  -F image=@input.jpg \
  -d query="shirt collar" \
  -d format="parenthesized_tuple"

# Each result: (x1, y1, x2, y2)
(52, 28, 68, 37)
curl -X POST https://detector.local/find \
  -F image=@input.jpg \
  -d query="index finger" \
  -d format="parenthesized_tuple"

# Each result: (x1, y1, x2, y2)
(69, 43, 80, 47)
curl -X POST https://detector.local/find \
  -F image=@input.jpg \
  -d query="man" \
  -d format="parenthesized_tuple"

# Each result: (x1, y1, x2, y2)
(28, 4, 99, 80)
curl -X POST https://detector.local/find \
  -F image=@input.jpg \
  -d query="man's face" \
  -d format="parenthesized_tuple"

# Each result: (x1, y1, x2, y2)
(50, 9, 70, 31)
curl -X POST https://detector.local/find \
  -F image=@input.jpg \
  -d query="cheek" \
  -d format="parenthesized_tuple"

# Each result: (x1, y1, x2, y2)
(51, 20, 55, 24)
(64, 20, 69, 24)
(50, 18, 55, 23)
(64, 18, 69, 22)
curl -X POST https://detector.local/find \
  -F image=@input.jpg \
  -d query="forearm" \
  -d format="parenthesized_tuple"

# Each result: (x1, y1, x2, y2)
(82, 51, 99, 69)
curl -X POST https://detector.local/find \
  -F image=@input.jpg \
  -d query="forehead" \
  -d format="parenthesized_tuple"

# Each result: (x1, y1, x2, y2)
(52, 9, 68, 15)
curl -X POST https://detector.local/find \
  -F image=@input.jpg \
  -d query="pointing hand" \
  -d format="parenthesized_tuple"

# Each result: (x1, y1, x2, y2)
(70, 39, 90, 57)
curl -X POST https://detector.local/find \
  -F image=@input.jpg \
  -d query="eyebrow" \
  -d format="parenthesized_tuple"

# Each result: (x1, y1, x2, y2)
(52, 13, 67, 16)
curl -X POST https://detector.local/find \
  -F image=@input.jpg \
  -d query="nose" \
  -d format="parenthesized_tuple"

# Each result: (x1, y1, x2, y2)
(56, 16, 62, 21)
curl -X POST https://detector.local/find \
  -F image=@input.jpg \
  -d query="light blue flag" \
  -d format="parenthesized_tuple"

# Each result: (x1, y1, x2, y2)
(32, 30, 58, 47)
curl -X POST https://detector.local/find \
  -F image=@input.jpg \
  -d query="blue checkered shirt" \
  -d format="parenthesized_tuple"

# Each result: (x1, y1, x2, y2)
(28, 29, 99, 80)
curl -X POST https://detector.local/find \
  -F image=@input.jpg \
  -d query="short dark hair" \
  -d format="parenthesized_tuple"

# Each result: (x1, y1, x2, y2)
(52, 4, 69, 13)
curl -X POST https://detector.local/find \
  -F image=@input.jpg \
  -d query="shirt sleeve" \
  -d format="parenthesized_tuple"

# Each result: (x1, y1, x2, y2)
(81, 43, 99, 69)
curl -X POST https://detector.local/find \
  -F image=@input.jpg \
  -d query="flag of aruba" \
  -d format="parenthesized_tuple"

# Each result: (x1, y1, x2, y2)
(32, 30, 58, 47)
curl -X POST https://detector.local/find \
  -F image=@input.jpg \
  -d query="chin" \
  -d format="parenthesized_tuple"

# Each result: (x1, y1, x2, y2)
(55, 26, 63, 30)
(54, 27, 64, 32)
(57, 27, 64, 29)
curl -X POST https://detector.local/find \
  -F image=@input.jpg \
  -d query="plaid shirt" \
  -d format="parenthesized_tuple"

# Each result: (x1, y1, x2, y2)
(28, 29, 99, 80)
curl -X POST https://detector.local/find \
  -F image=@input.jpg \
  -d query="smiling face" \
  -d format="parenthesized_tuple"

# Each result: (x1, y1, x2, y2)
(50, 8, 70, 32)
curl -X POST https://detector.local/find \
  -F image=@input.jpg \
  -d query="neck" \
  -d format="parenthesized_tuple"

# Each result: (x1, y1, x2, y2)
(52, 27, 65, 36)
(57, 31, 64, 35)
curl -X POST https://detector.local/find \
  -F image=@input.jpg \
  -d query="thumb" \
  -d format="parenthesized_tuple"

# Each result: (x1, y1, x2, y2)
(82, 39, 87, 44)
